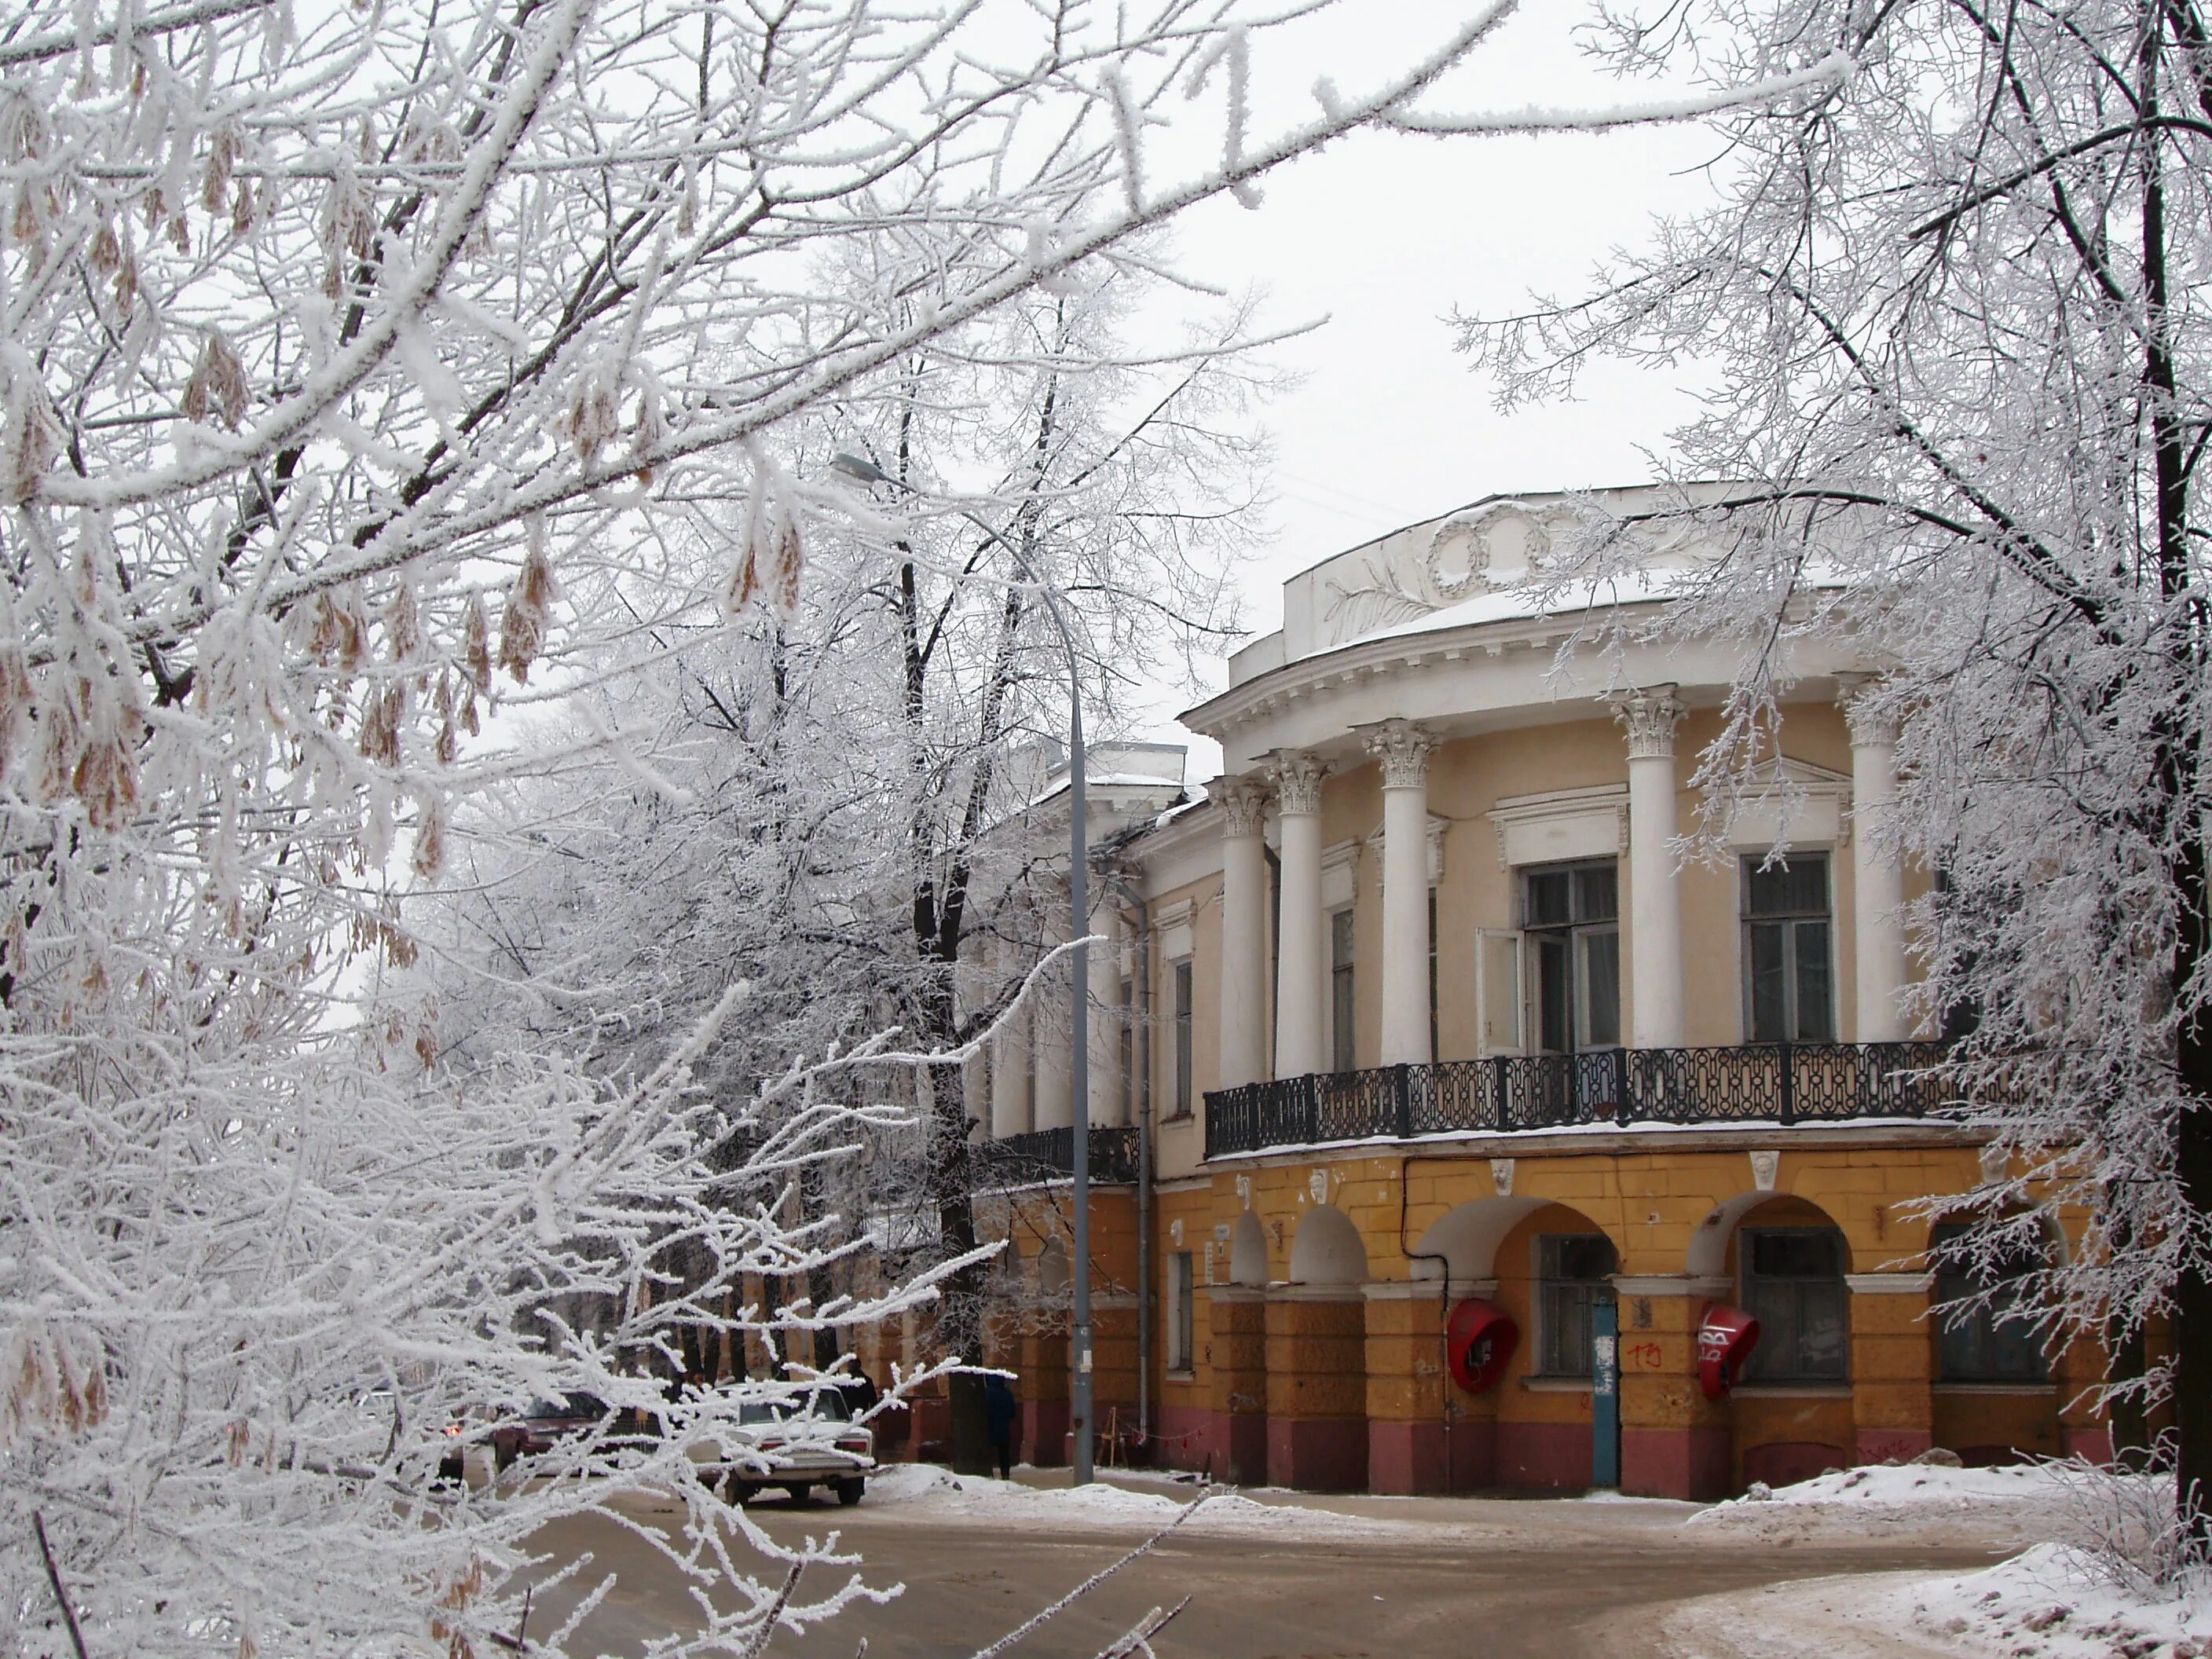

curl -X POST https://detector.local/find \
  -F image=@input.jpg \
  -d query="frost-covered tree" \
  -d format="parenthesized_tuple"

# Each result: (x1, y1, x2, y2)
(427, 256, 1269, 1474)
(0, 0, 1857, 1646)
(1459, 0, 2212, 1533)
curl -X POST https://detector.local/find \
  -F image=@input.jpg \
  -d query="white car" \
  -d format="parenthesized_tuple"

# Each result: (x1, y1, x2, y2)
(701, 1389, 874, 1507)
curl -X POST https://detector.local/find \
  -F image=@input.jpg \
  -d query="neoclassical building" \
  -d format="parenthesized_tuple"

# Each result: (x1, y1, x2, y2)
(943, 485, 2116, 1499)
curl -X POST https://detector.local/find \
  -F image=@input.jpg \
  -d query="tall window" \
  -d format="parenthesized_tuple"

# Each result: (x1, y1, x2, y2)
(1522, 862, 1620, 1053)
(1167, 1251, 1196, 1372)
(1429, 887, 1440, 1064)
(1932, 1222, 2049, 1382)
(1739, 1226, 1848, 1382)
(1744, 856, 1834, 1042)
(1330, 907, 1356, 1072)
(1118, 978, 1134, 1124)
(1171, 958, 1194, 1118)
(1536, 1234, 1618, 1375)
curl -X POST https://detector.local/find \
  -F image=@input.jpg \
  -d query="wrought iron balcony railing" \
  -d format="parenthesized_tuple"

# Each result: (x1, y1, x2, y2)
(1203, 1042, 1950, 1160)
(972, 1125, 1143, 1188)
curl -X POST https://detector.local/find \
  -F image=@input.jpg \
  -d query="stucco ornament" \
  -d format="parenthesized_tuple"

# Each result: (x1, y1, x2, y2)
(1309, 1167, 1331, 1204)
(1236, 1174, 1253, 1208)
(1427, 502, 1548, 597)
(1364, 718, 1435, 789)
(1210, 774, 1272, 838)
(1978, 1142, 2009, 1184)
(1490, 1157, 1515, 1197)
(1266, 749, 1328, 816)
(1612, 683, 1685, 761)
(1170, 1218, 1185, 1246)
(1749, 1148, 1782, 1192)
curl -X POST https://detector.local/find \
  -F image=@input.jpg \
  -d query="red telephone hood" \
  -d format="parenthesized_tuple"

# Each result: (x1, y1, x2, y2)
(1446, 1298, 1519, 1395)
(1697, 1304, 1760, 1400)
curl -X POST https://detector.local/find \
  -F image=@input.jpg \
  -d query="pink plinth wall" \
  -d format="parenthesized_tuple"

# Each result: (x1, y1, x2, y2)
(1622, 1426, 1734, 1500)
(1218, 1412, 1269, 1485)
(908, 1397, 950, 1463)
(1855, 1427, 1934, 1466)
(1155, 1403, 1215, 1474)
(1155, 1405, 1267, 1484)
(1024, 1399, 1070, 1467)
(1367, 1419, 1499, 1494)
(1266, 1415, 1368, 1492)
(1496, 1421, 1591, 1490)
(2062, 1426, 2115, 1467)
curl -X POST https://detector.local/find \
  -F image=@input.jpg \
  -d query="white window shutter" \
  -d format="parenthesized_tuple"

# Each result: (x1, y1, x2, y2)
(1476, 928, 1523, 1056)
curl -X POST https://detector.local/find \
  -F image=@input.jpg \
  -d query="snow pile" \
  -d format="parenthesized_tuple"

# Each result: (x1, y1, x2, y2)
(1896, 1544, 2212, 1659)
(862, 1466, 1402, 1536)
(1689, 1462, 2091, 1547)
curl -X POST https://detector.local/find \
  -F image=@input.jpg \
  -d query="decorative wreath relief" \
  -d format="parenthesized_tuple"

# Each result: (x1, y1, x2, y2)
(1424, 503, 1551, 599)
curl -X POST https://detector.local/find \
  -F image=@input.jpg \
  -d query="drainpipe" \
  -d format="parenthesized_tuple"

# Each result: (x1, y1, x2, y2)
(1103, 868, 1155, 1455)
(1399, 1152, 1472, 1492)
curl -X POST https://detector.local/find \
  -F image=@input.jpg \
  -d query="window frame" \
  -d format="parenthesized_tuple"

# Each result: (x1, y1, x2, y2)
(1520, 859, 1621, 1055)
(1533, 1232, 1619, 1378)
(1166, 1251, 1196, 1374)
(1740, 854, 1837, 1044)
(1329, 904, 1356, 1073)
(1170, 957, 1194, 1119)
(1737, 1225, 1851, 1385)
(1931, 1221, 2050, 1384)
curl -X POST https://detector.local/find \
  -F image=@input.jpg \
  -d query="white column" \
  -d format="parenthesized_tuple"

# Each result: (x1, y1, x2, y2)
(1032, 902, 1075, 1130)
(1841, 676, 1910, 1042)
(958, 958, 990, 1140)
(990, 943, 1033, 1137)
(1615, 685, 1686, 1049)
(1269, 750, 1328, 1080)
(1086, 895, 1122, 1126)
(1366, 720, 1435, 1067)
(1211, 776, 1273, 1087)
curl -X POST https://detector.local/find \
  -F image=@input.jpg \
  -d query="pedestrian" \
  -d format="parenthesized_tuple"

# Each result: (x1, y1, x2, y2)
(982, 1373, 1018, 1481)
(839, 1370, 881, 1419)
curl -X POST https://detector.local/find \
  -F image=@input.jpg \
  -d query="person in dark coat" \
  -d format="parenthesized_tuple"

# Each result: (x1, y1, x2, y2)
(982, 1373, 1019, 1480)
(838, 1371, 881, 1419)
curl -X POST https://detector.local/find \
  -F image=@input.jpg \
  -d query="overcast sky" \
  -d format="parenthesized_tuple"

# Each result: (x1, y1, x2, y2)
(1128, 2, 1734, 771)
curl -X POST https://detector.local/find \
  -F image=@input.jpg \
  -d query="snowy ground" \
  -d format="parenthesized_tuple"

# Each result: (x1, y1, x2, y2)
(1690, 1461, 2110, 1547)
(862, 1462, 1412, 1538)
(1670, 1463, 2212, 1659)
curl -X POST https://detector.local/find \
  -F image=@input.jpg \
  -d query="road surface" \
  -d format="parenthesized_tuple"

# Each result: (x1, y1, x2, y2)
(517, 1474, 2007, 1658)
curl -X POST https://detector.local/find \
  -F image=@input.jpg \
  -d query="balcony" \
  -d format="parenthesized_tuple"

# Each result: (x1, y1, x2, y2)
(1203, 1042, 1950, 1159)
(972, 1125, 1143, 1188)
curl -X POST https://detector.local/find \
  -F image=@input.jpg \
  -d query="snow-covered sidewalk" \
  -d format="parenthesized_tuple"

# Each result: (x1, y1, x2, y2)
(862, 1463, 1413, 1538)
(1669, 1463, 2210, 1659)
(1690, 1461, 2115, 1548)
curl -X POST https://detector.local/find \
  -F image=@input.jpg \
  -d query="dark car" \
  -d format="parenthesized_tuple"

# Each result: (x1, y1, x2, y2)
(440, 1392, 614, 1480)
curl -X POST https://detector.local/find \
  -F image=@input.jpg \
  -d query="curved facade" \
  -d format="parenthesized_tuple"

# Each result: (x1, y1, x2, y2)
(960, 487, 2117, 1498)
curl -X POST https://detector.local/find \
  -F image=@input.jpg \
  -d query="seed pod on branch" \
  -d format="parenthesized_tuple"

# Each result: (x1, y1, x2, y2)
(498, 522, 561, 684)
(183, 331, 250, 430)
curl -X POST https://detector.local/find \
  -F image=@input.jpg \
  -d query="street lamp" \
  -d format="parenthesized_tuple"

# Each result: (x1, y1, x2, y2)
(827, 450, 1098, 1485)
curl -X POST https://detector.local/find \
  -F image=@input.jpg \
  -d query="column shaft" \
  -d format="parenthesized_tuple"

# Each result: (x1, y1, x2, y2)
(1368, 721, 1434, 1067)
(1617, 687, 1686, 1049)
(1213, 778, 1273, 1089)
(1271, 753, 1328, 1080)
(1086, 899, 1122, 1126)
(1844, 684, 1910, 1042)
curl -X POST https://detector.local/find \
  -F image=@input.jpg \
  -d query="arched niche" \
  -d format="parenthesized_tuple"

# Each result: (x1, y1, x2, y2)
(1287, 1204, 1368, 1288)
(1686, 1190, 1853, 1279)
(1035, 1237, 1070, 1298)
(1411, 1196, 1551, 1284)
(1229, 1210, 1269, 1287)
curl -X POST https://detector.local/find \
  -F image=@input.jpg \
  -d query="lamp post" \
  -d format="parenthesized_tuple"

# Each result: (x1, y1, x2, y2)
(827, 451, 1097, 1485)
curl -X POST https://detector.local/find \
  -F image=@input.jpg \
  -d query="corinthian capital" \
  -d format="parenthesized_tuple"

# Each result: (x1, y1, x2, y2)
(1208, 774, 1273, 838)
(1611, 683, 1684, 761)
(1836, 672, 1900, 749)
(1264, 749, 1328, 816)
(1363, 719, 1435, 789)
